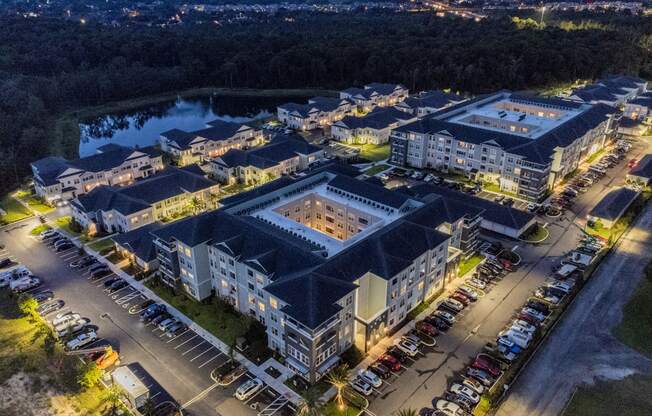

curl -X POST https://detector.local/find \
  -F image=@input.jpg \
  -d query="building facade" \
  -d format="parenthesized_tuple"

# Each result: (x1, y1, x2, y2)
(331, 107, 417, 145)
(340, 83, 409, 113)
(277, 97, 353, 131)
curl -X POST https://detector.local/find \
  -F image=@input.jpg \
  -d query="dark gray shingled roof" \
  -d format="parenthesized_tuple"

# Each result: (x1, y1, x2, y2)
(68, 145, 159, 173)
(629, 154, 652, 179)
(400, 90, 465, 111)
(112, 222, 162, 262)
(404, 184, 535, 231)
(73, 166, 215, 216)
(215, 135, 321, 170)
(335, 107, 414, 130)
(327, 174, 411, 209)
(589, 187, 639, 222)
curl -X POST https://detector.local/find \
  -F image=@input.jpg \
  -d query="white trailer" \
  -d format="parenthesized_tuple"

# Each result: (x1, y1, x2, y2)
(111, 366, 149, 409)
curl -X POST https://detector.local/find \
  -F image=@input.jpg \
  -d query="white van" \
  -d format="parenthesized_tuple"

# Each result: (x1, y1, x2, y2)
(498, 329, 531, 349)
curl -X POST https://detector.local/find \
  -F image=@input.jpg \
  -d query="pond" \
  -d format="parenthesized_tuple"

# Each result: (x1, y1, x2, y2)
(79, 94, 305, 157)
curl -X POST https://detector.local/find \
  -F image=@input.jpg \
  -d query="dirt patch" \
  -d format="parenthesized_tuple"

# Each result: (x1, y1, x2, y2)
(0, 372, 81, 416)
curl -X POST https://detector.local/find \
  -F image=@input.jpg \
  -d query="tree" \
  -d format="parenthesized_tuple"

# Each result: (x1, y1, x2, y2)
(326, 364, 350, 409)
(396, 409, 418, 416)
(101, 384, 125, 416)
(78, 362, 103, 389)
(296, 389, 324, 416)
(18, 294, 38, 320)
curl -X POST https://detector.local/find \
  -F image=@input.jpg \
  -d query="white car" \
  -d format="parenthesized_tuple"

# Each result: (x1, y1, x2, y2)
(358, 369, 382, 388)
(52, 312, 80, 327)
(234, 378, 263, 401)
(462, 377, 485, 394)
(521, 307, 546, 322)
(434, 310, 456, 325)
(440, 298, 464, 312)
(38, 229, 57, 240)
(13, 277, 41, 292)
(66, 331, 98, 350)
(512, 320, 537, 335)
(450, 383, 480, 404)
(465, 278, 486, 290)
(498, 329, 530, 349)
(435, 399, 465, 416)
(457, 285, 478, 301)
(508, 324, 534, 340)
(349, 378, 373, 396)
(548, 281, 573, 293)
(394, 338, 419, 357)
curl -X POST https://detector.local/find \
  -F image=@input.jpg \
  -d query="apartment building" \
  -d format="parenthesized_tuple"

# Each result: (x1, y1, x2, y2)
(395, 90, 467, 117)
(331, 107, 417, 145)
(210, 134, 325, 185)
(31, 144, 164, 203)
(390, 92, 617, 201)
(160, 119, 264, 166)
(150, 167, 483, 383)
(277, 97, 353, 131)
(566, 74, 648, 107)
(340, 83, 409, 113)
(623, 95, 652, 122)
(71, 166, 218, 234)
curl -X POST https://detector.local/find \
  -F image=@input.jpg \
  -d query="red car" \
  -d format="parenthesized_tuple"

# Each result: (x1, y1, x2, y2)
(416, 321, 439, 337)
(472, 354, 502, 377)
(378, 354, 401, 372)
(451, 293, 470, 306)
(627, 159, 637, 168)
(517, 313, 540, 327)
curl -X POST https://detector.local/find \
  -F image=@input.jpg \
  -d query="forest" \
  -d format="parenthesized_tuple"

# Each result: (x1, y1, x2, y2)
(0, 10, 650, 193)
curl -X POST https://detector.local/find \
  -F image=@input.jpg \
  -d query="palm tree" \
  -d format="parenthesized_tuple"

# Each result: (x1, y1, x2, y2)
(296, 389, 324, 416)
(326, 364, 350, 409)
(101, 384, 124, 416)
(396, 409, 418, 416)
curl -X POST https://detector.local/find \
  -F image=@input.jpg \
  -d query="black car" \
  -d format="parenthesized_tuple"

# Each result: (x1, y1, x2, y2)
(109, 280, 128, 293)
(0, 258, 15, 269)
(47, 236, 65, 246)
(91, 268, 112, 280)
(165, 322, 188, 337)
(56, 242, 74, 252)
(136, 299, 155, 310)
(71, 256, 96, 269)
(386, 346, 410, 363)
(425, 315, 451, 331)
(103, 277, 121, 287)
(139, 304, 166, 321)
(368, 363, 391, 379)
(33, 290, 55, 304)
(526, 299, 551, 315)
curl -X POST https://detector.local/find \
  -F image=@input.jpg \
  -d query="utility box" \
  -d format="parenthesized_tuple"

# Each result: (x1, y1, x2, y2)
(111, 366, 149, 409)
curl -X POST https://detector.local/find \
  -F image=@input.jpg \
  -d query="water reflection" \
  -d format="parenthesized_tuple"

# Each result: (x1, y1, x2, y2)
(79, 94, 303, 157)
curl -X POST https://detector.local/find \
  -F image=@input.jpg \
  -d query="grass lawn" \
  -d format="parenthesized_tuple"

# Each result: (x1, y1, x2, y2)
(562, 374, 652, 416)
(24, 197, 55, 214)
(586, 221, 612, 241)
(88, 238, 115, 255)
(458, 254, 485, 277)
(482, 182, 519, 199)
(54, 216, 81, 236)
(221, 182, 252, 196)
(521, 224, 550, 242)
(0, 291, 107, 415)
(363, 164, 390, 176)
(346, 143, 390, 162)
(0, 195, 33, 224)
(30, 224, 52, 235)
(613, 263, 652, 357)
(145, 278, 271, 363)
(585, 148, 605, 164)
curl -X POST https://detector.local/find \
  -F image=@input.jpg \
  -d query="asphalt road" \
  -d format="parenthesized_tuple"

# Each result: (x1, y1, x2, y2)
(365, 138, 649, 415)
(0, 221, 292, 416)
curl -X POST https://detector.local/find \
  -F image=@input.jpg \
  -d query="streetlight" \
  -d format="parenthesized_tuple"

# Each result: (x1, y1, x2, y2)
(539, 6, 546, 26)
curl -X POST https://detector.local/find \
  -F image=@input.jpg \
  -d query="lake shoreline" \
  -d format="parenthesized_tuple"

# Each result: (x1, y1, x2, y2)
(53, 87, 337, 159)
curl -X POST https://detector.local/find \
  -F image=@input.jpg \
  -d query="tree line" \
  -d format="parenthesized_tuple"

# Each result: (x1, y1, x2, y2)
(0, 10, 650, 194)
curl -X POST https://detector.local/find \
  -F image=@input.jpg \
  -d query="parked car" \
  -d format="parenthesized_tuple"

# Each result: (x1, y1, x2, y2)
(139, 304, 166, 322)
(535, 287, 561, 304)
(425, 315, 451, 331)
(465, 278, 486, 290)
(66, 331, 98, 350)
(234, 378, 263, 401)
(521, 307, 547, 322)
(0, 258, 16, 269)
(55, 242, 74, 252)
(89, 263, 109, 274)
(465, 367, 496, 387)
(70, 256, 96, 269)
(378, 354, 401, 372)
(368, 362, 391, 379)
(151, 312, 172, 326)
(36, 299, 65, 316)
(385, 345, 410, 363)
(440, 298, 464, 313)
(471, 354, 502, 377)
(394, 338, 419, 357)
(103, 277, 121, 287)
(416, 321, 439, 337)
(38, 229, 58, 240)
(157, 318, 177, 332)
(33, 290, 54, 304)
(456, 286, 478, 301)
(450, 293, 470, 306)
(433, 310, 456, 326)
(90, 268, 111, 280)
(108, 279, 128, 293)
(526, 299, 551, 315)
(435, 399, 466, 416)
(350, 378, 373, 396)
(56, 317, 90, 337)
(13, 277, 42, 293)
(462, 377, 485, 395)
(165, 322, 188, 337)
(450, 383, 480, 404)
(512, 319, 537, 335)
(498, 329, 531, 350)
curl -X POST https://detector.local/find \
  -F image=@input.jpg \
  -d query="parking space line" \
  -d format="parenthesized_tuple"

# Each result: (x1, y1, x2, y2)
(109, 286, 132, 297)
(166, 329, 190, 343)
(197, 353, 222, 369)
(244, 386, 267, 405)
(174, 334, 198, 349)
(182, 340, 205, 356)
(189, 346, 214, 362)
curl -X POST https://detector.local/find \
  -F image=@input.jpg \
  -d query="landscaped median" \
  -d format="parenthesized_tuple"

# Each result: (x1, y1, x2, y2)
(54, 215, 82, 237)
(458, 254, 485, 278)
(520, 223, 549, 243)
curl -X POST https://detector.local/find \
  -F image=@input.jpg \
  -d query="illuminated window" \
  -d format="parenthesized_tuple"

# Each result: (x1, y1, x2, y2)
(258, 301, 265, 312)
(270, 297, 278, 309)
(185, 247, 191, 257)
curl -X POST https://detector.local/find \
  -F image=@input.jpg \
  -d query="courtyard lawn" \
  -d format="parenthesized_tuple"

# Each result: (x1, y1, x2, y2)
(30, 224, 52, 235)
(347, 143, 390, 162)
(613, 262, 652, 357)
(482, 182, 519, 199)
(221, 182, 251, 196)
(562, 374, 652, 416)
(24, 197, 54, 214)
(458, 254, 485, 277)
(145, 278, 271, 363)
(322, 401, 362, 416)
(88, 238, 116, 255)
(585, 148, 605, 164)
(521, 224, 550, 243)
(0, 195, 33, 224)
(54, 216, 81, 236)
(363, 164, 390, 176)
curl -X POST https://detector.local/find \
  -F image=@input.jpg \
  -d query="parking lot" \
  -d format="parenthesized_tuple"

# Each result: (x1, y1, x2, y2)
(0, 224, 294, 416)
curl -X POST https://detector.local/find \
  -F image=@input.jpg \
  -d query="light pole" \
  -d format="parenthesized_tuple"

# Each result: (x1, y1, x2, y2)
(540, 5, 546, 26)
